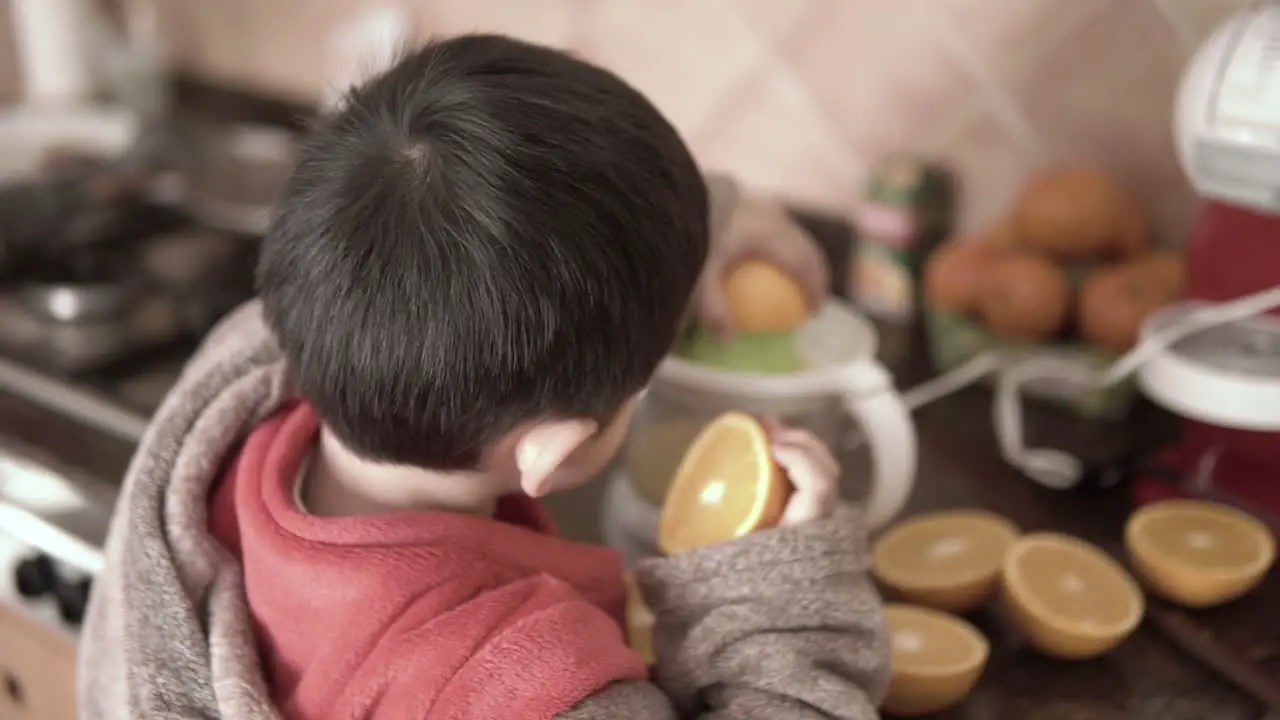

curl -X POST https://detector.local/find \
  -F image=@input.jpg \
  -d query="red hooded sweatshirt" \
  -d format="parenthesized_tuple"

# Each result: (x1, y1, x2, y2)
(208, 402, 647, 719)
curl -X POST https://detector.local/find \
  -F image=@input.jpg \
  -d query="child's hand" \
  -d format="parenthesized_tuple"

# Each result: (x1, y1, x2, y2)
(766, 423, 840, 526)
(696, 196, 829, 340)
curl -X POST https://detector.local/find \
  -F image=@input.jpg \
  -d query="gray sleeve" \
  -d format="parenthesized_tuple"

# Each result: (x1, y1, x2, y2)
(556, 504, 890, 719)
(556, 680, 679, 720)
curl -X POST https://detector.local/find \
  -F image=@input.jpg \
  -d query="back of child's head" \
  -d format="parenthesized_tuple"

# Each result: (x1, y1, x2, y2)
(257, 34, 708, 470)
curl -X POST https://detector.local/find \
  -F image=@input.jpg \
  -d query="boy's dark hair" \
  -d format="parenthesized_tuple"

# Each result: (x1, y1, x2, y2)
(257, 34, 708, 470)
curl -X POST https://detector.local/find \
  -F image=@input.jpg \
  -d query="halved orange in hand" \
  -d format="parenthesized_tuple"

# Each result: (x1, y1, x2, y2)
(657, 412, 791, 555)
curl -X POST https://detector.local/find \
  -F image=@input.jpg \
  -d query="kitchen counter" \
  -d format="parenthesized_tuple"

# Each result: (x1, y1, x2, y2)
(860, 364, 1277, 720)
(4, 329, 1273, 719)
(543, 211, 1280, 720)
(0, 211, 1275, 718)
(542, 322, 1276, 719)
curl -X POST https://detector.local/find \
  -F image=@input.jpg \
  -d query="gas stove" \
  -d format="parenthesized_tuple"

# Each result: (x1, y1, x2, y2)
(0, 108, 271, 637)
(0, 531, 83, 640)
(12, 551, 91, 628)
(0, 406, 123, 635)
(0, 214, 257, 631)
(0, 105, 269, 423)
(0, 216, 259, 436)
(0, 205, 257, 372)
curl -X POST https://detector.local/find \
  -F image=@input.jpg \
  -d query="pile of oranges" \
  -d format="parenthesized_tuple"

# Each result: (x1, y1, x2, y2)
(925, 167, 1184, 351)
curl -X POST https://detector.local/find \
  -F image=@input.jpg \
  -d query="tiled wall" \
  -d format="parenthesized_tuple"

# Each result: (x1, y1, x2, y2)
(0, 0, 18, 104)
(123, 1, 1257, 240)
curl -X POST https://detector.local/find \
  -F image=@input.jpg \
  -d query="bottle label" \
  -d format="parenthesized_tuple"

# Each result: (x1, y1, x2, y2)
(853, 202, 918, 248)
(851, 244, 913, 320)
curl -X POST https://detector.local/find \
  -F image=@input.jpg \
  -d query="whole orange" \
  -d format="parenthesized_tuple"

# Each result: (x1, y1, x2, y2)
(724, 260, 811, 333)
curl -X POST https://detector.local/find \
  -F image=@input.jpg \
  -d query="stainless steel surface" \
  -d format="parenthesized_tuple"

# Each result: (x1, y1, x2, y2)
(20, 280, 138, 323)
(0, 105, 253, 585)
(0, 111, 231, 371)
(0, 227, 255, 374)
(140, 229, 253, 290)
(0, 356, 148, 443)
(0, 444, 114, 575)
(0, 289, 184, 373)
(181, 121, 296, 235)
(109, 359, 184, 415)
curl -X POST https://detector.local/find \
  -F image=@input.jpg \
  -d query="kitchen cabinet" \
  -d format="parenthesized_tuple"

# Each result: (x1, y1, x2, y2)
(0, 602, 76, 720)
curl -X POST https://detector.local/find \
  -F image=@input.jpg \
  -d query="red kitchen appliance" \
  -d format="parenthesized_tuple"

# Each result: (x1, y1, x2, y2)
(1133, 1, 1280, 526)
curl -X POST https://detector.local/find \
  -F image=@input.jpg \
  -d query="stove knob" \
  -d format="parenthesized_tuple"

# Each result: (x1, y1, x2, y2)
(54, 577, 92, 626)
(13, 554, 56, 599)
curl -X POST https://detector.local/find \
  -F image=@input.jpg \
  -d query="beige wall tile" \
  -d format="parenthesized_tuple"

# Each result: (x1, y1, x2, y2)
(571, 0, 766, 138)
(1009, 0, 1194, 244)
(694, 62, 860, 213)
(932, 0, 1107, 90)
(732, 0, 828, 48)
(154, 0, 367, 101)
(0, 0, 17, 103)
(781, 0, 984, 160)
(135, 0, 1220, 240)
(410, 0, 579, 49)
(1155, 0, 1252, 50)
(920, 109, 1039, 234)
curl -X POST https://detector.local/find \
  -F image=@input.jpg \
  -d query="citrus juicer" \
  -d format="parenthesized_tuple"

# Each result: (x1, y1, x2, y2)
(604, 299, 917, 563)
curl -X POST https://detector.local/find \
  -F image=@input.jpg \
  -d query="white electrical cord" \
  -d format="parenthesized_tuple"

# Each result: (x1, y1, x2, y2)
(902, 351, 1004, 410)
(996, 284, 1280, 490)
(846, 285, 1280, 490)
(844, 351, 1003, 452)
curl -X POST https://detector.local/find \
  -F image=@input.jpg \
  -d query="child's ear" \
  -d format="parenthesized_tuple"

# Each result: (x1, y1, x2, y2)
(514, 419, 598, 497)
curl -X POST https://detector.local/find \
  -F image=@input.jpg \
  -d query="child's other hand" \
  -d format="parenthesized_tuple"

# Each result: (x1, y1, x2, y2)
(696, 196, 829, 340)
(765, 422, 840, 527)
